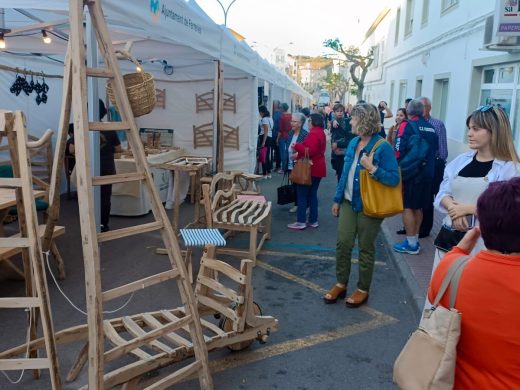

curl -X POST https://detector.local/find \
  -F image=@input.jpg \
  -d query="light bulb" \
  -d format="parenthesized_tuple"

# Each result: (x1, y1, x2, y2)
(0, 33, 5, 49)
(136, 65, 143, 73)
(42, 30, 52, 44)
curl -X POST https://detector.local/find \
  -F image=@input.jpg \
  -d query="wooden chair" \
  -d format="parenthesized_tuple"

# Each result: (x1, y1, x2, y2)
(202, 179, 271, 265)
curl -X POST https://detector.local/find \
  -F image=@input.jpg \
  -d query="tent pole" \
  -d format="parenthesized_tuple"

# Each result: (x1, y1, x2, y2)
(212, 60, 224, 173)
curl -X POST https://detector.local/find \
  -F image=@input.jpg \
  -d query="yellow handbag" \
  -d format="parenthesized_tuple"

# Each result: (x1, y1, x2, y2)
(360, 139, 403, 218)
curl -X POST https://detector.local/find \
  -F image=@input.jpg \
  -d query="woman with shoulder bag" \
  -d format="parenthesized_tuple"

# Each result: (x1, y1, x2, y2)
(284, 112, 308, 213)
(287, 113, 326, 230)
(427, 178, 520, 389)
(324, 103, 400, 307)
(425, 105, 520, 308)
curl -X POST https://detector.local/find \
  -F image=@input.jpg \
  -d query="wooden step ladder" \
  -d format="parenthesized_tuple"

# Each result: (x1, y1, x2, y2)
(0, 111, 61, 389)
(48, 1, 213, 388)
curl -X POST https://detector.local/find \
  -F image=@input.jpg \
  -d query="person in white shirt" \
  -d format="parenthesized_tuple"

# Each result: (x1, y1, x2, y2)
(258, 105, 274, 178)
(424, 104, 520, 310)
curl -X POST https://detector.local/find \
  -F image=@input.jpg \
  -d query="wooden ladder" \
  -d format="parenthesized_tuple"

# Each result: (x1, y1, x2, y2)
(0, 111, 61, 389)
(46, 1, 213, 388)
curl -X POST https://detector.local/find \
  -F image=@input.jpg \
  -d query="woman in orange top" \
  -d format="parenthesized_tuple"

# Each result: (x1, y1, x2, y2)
(428, 177, 520, 389)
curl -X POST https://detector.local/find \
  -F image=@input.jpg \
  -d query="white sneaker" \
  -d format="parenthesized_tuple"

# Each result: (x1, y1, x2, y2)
(287, 222, 306, 230)
(289, 206, 297, 213)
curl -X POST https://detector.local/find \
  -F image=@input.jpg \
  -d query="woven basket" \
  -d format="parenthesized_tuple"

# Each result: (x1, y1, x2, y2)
(107, 72, 156, 118)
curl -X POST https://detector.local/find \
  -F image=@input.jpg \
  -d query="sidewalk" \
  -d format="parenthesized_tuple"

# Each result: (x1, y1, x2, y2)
(381, 210, 444, 315)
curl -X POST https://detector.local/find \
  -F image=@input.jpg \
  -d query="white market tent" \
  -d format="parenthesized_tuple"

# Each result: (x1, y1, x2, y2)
(0, 0, 311, 174)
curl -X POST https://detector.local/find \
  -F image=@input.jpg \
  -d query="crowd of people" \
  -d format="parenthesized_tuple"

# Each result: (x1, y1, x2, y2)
(256, 96, 520, 387)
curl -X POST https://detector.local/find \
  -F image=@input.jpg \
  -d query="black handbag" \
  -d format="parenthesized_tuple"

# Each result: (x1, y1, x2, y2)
(433, 225, 466, 252)
(277, 173, 295, 205)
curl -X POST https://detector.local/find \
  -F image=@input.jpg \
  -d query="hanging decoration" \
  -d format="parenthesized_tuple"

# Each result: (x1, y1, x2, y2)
(8, 69, 50, 105)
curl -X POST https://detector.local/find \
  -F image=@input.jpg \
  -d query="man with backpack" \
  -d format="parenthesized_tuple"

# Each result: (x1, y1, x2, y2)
(393, 99, 438, 255)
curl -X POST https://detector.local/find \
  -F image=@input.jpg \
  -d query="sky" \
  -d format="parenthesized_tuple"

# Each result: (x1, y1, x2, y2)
(195, 0, 386, 60)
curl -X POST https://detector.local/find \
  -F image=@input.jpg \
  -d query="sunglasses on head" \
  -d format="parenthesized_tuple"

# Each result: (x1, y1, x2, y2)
(477, 105, 494, 112)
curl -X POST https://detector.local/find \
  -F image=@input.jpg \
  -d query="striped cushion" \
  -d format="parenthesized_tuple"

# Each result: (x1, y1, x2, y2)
(180, 229, 226, 247)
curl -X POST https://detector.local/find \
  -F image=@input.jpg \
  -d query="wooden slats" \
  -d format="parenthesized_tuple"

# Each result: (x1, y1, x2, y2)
(122, 317, 176, 355)
(197, 295, 237, 324)
(141, 313, 192, 348)
(160, 310, 211, 343)
(144, 360, 202, 390)
(92, 172, 146, 186)
(0, 358, 50, 370)
(0, 178, 22, 188)
(86, 67, 114, 78)
(103, 322, 152, 361)
(196, 275, 243, 305)
(199, 258, 246, 284)
(105, 314, 194, 362)
(88, 121, 130, 131)
(97, 221, 164, 243)
(0, 238, 30, 248)
(102, 269, 180, 302)
(0, 297, 40, 308)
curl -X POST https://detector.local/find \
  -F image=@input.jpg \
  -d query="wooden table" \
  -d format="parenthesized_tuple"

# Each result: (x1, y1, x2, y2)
(0, 188, 45, 236)
(153, 156, 211, 231)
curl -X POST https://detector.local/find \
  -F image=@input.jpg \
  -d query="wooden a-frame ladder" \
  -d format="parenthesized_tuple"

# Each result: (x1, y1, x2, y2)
(50, 1, 213, 388)
(0, 111, 61, 389)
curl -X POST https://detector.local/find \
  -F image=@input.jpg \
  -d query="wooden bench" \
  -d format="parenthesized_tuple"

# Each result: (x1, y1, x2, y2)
(0, 224, 66, 280)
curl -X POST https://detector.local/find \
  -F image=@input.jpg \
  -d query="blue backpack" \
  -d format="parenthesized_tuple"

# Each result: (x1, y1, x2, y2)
(398, 121, 430, 181)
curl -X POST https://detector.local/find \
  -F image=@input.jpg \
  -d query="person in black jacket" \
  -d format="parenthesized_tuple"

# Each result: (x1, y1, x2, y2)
(330, 103, 355, 181)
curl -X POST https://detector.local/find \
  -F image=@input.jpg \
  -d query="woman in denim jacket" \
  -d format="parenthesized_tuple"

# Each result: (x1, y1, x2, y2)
(324, 103, 400, 307)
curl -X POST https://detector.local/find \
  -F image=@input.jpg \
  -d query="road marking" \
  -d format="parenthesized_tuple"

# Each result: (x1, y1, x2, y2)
(258, 250, 386, 266)
(255, 260, 393, 318)
(209, 312, 397, 374)
(140, 257, 398, 387)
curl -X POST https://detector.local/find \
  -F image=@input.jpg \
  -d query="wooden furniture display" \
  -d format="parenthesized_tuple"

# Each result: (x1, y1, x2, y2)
(195, 91, 236, 113)
(3, 245, 278, 388)
(0, 110, 61, 389)
(193, 122, 239, 150)
(153, 156, 212, 231)
(20, 2, 214, 389)
(155, 88, 166, 109)
(202, 178, 272, 265)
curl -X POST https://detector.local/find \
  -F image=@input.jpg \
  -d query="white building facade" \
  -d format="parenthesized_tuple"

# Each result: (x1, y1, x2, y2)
(362, 0, 520, 158)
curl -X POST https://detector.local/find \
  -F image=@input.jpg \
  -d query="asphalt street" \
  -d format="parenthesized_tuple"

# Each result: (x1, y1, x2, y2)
(0, 161, 419, 390)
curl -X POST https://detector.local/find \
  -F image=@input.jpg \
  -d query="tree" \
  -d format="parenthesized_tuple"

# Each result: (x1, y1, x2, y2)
(323, 72, 350, 103)
(323, 38, 374, 100)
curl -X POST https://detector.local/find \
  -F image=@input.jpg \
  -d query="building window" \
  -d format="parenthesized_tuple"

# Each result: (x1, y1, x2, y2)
(390, 81, 395, 110)
(398, 80, 408, 108)
(415, 78, 423, 97)
(441, 0, 458, 14)
(371, 44, 380, 68)
(433, 78, 450, 122)
(421, 0, 429, 26)
(395, 7, 401, 46)
(480, 64, 519, 141)
(405, 0, 414, 37)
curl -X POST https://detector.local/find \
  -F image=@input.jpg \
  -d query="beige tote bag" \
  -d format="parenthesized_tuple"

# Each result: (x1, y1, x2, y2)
(393, 255, 470, 390)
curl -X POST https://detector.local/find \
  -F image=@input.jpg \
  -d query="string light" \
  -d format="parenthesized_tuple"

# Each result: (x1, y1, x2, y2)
(135, 64, 143, 73)
(0, 33, 5, 49)
(42, 30, 52, 44)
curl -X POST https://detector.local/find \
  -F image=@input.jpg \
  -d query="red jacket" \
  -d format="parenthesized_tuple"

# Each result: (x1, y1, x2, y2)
(294, 126, 326, 177)
(278, 112, 292, 139)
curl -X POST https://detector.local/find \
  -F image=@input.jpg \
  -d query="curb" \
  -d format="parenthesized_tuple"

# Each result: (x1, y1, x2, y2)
(380, 222, 424, 317)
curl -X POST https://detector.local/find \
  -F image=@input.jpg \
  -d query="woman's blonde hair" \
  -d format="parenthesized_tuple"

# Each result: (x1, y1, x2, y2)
(351, 103, 381, 136)
(466, 106, 519, 162)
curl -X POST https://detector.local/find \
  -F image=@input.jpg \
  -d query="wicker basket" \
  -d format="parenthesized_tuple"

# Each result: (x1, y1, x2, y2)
(106, 72, 156, 118)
